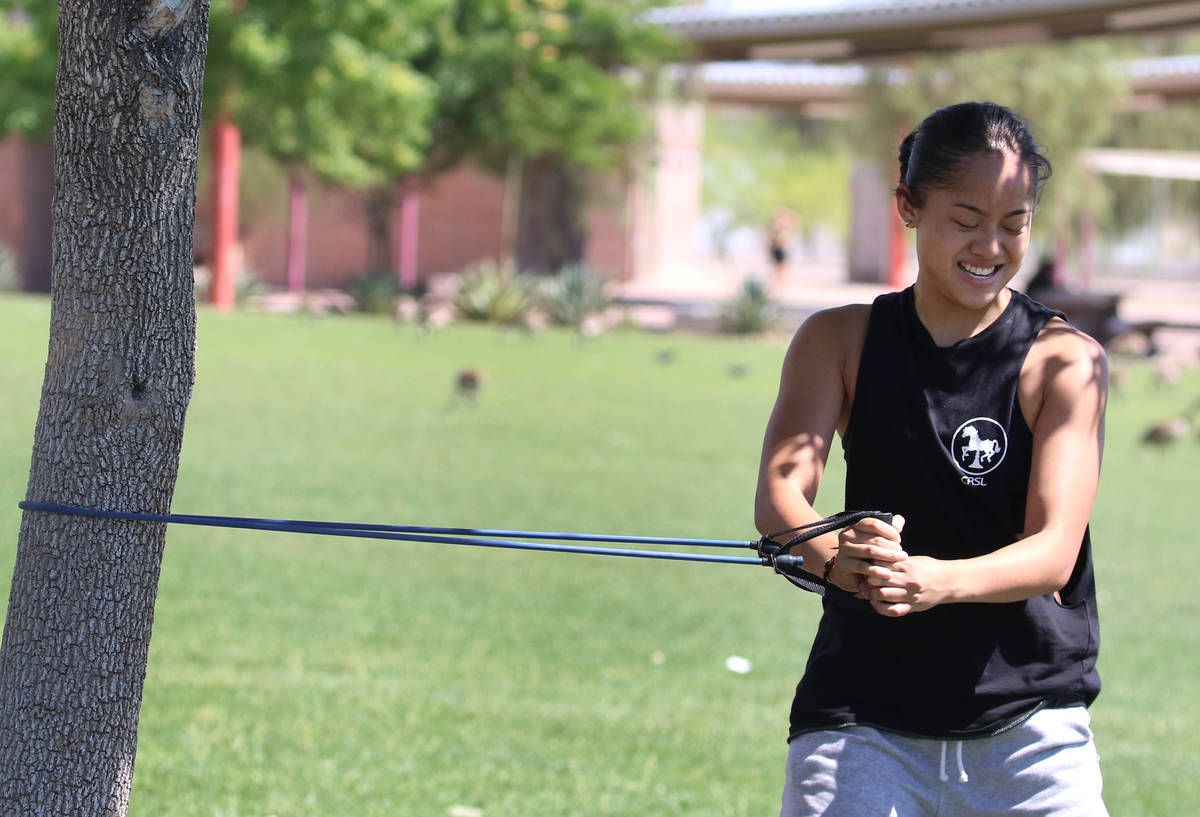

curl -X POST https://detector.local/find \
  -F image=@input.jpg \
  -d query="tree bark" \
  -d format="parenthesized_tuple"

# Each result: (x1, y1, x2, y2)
(0, 2, 209, 815)
(286, 173, 308, 294)
(515, 154, 588, 275)
(19, 140, 54, 294)
(363, 186, 394, 275)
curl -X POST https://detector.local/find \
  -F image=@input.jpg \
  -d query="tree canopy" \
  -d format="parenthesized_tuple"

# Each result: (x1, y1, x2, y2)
(0, 2, 57, 137)
(205, 0, 442, 187)
(702, 108, 853, 244)
(857, 38, 1133, 252)
(420, 0, 679, 175)
(2, 0, 679, 190)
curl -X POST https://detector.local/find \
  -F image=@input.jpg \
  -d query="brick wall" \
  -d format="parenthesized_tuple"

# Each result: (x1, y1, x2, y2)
(416, 164, 508, 276)
(6, 133, 638, 294)
(0, 137, 23, 259)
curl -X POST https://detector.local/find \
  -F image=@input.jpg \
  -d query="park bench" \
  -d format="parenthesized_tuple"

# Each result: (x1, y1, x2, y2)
(1034, 289, 1200, 353)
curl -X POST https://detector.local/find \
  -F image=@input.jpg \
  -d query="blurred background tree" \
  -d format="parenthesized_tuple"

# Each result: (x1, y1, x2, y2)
(414, 0, 681, 274)
(0, 0, 680, 288)
(701, 108, 853, 258)
(209, 0, 681, 277)
(0, 1, 55, 138)
(209, 0, 439, 189)
(858, 39, 1132, 278)
(205, 0, 443, 284)
(0, 2, 57, 291)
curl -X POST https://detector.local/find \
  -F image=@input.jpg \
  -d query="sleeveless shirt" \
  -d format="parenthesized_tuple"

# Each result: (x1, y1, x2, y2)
(788, 287, 1101, 740)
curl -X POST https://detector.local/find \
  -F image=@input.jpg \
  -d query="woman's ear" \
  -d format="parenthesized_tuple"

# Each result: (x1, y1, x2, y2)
(895, 185, 918, 228)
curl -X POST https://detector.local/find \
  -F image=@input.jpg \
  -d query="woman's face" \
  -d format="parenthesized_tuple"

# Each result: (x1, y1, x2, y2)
(898, 150, 1035, 321)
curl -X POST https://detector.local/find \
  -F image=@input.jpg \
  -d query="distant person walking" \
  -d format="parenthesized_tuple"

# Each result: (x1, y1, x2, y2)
(756, 101, 1109, 816)
(768, 208, 794, 289)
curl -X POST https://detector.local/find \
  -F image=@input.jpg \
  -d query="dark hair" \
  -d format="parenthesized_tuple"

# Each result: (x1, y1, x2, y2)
(897, 101, 1051, 208)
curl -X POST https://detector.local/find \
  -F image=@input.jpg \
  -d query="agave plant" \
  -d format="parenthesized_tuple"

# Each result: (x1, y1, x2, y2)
(719, 278, 775, 335)
(540, 264, 612, 329)
(452, 258, 539, 326)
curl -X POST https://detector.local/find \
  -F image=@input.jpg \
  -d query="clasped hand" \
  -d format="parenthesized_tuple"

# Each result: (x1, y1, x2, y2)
(827, 515, 944, 617)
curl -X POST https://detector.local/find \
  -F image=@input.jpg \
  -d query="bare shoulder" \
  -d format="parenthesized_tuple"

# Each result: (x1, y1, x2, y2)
(786, 303, 871, 358)
(1020, 317, 1109, 425)
(779, 305, 872, 422)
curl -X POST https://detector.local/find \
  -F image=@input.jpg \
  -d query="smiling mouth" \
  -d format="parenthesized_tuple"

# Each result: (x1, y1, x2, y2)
(959, 261, 1000, 279)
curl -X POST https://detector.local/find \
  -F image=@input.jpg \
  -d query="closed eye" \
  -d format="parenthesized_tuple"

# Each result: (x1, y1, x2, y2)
(952, 219, 978, 229)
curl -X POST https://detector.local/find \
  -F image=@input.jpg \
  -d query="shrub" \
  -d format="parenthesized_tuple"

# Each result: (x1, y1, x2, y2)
(452, 258, 538, 326)
(719, 278, 775, 335)
(0, 244, 18, 292)
(540, 264, 612, 329)
(344, 270, 404, 314)
(235, 267, 269, 304)
(191, 264, 269, 306)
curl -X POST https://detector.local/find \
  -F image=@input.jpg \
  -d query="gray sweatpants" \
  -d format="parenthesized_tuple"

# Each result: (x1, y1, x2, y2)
(779, 707, 1108, 817)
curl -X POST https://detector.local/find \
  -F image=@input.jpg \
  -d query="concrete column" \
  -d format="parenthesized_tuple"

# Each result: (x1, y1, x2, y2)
(848, 162, 890, 284)
(630, 100, 704, 285)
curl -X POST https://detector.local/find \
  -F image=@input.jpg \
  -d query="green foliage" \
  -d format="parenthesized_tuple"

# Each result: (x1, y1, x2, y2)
(207, 0, 441, 188)
(452, 257, 539, 325)
(0, 1, 57, 137)
(0, 243, 18, 291)
(703, 109, 854, 241)
(204, 0, 682, 189)
(344, 270, 403, 315)
(424, 0, 683, 174)
(1104, 99, 1200, 233)
(538, 263, 611, 328)
(719, 278, 774, 335)
(192, 264, 267, 306)
(857, 39, 1132, 249)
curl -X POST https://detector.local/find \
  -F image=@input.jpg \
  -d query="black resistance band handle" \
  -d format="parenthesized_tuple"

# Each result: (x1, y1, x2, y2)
(757, 510, 894, 582)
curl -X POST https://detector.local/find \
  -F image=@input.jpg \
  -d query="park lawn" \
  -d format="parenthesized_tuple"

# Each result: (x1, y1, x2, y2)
(0, 292, 1198, 816)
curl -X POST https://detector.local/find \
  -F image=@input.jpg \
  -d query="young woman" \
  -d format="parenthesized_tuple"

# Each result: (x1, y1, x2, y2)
(755, 102, 1108, 816)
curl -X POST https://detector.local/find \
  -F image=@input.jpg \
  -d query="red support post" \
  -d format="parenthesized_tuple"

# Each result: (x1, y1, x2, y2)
(209, 117, 241, 311)
(392, 176, 420, 291)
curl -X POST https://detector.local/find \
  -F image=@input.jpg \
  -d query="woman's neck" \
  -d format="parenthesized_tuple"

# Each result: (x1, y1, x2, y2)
(911, 282, 1013, 347)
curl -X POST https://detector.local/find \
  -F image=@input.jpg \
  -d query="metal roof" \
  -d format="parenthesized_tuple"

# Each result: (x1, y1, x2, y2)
(1083, 148, 1200, 179)
(695, 54, 1200, 107)
(648, 1, 1200, 61)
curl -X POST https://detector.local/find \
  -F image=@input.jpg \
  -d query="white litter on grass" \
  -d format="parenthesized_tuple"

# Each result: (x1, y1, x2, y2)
(650, 650, 666, 665)
(448, 806, 483, 817)
(725, 655, 752, 674)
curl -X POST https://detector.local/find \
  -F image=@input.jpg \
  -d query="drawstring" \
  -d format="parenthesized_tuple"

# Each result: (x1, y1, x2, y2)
(938, 740, 969, 783)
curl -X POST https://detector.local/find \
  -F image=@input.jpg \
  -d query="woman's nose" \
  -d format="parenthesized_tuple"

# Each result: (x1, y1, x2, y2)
(970, 228, 1003, 257)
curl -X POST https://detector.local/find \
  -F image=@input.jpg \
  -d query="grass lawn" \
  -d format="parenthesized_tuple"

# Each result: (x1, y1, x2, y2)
(1, 292, 1198, 816)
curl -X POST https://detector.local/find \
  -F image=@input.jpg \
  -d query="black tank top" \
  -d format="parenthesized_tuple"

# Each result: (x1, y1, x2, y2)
(788, 287, 1101, 740)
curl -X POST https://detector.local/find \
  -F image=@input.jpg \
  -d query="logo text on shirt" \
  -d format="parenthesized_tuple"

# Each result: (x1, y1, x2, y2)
(952, 416, 1007, 486)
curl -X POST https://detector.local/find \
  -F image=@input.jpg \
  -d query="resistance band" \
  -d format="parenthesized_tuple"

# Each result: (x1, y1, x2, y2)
(18, 501, 892, 588)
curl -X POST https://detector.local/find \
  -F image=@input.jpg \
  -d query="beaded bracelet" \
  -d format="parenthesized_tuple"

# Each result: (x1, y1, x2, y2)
(822, 555, 837, 582)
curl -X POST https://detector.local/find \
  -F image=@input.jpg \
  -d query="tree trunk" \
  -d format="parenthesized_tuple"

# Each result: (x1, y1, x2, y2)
(0, 2, 209, 815)
(19, 140, 53, 294)
(363, 187, 394, 275)
(286, 173, 308, 294)
(515, 155, 588, 274)
(209, 114, 241, 310)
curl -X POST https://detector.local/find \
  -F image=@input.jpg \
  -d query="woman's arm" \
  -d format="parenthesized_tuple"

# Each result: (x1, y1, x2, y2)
(862, 321, 1108, 615)
(755, 306, 906, 589)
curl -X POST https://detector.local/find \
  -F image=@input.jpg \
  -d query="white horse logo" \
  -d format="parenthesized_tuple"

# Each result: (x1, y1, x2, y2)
(952, 417, 1008, 476)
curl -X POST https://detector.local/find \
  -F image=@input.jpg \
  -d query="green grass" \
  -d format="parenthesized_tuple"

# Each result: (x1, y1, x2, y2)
(1, 292, 1198, 816)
